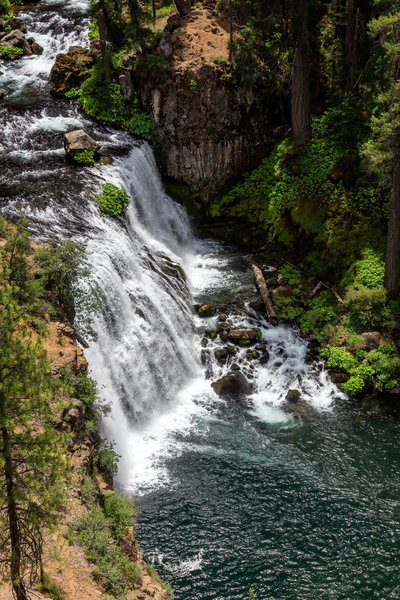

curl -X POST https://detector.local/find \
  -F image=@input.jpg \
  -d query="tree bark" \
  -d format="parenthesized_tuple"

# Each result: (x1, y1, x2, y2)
(291, 0, 311, 144)
(345, 0, 360, 90)
(251, 265, 279, 326)
(0, 399, 27, 600)
(385, 159, 400, 296)
(174, 0, 190, 16)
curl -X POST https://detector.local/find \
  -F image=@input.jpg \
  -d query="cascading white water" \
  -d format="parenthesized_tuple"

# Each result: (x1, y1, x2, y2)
(0, 0, 343, 500)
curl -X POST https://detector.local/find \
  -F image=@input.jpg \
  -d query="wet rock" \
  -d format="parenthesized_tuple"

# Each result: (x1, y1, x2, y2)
(64, 129, 100, 158)
(227, 344, 236, 355)
(5, 17, 27, 33)
(206, 330, 218, 339)
(255, 343, 267, 351)
(0, 29, 32, 56)
(249, 295, 264, 311)
(246, 350, 260, 360)
(212, 370, 253, 397)
(198, 304, 216, 317)
(218, 314, 227, 322)
(201, 337, 208, 347)
(50, 46, 94, 95)
(0, 89, 4, 102)
(231, 363, 240, 371)
(214, 348, 228, 361)
(329, 372, 350, 384)
(200, 349, 208, 365)
(260, 350, 270, 364)
(31, 42, 43, 55)
(285, 389, 301, 403)
(222, 327, 261, 343)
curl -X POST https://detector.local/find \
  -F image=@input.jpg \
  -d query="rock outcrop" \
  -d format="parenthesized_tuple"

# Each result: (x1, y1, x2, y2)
(50, 46, 94, 94)
(212, 370, 253, 397)
(0, 17, 42, 58)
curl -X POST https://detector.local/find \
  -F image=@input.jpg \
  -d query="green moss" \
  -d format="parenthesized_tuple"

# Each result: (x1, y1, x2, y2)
(96, 183, 130, 217)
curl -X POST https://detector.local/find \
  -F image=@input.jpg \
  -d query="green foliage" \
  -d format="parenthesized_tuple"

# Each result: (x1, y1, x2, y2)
(76, 505, 141, 599)
(74, 64, 155, 140)
(73, 150, 95, 165)
(189, 78, 198, 94)
(344, 286, 398, 332)
(96, 441, 120, 481)
(320, 345, 358, 372)
(104, 492, 137, 543)
(0, 0, 10, 16)
(248, 588, 257, 600)
(0, 44, 23, 56)
(96, 183, 130, 217)
(34, 240, 98, 337)
(88, 21, 99, 40)
(352, 248, 385, 289)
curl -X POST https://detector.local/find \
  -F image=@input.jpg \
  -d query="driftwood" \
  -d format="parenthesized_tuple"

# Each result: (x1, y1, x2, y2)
(251, 264, 279, 326)
(309, 281, 323, 299)
(331, 288, 344, 304)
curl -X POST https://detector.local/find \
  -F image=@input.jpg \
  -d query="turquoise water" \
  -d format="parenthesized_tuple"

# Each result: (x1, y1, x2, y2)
(137, 402, 400, 599)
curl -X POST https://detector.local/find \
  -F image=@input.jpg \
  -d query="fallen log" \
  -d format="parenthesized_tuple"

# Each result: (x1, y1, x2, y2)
(331, 287, 344, 304)
(251, 264, 279, 326)
(309, 281, 323, 299)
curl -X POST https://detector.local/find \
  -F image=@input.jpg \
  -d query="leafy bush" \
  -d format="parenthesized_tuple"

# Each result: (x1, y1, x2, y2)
(73, 150, 95, 165)
(320, 345, 358, 372)
(344, 285, 397, 332)
(96, 183, 130, 217)
(104, 492, 137, 543)
(189, 78, 198, 94)
(76, 508, 142, 599)
(0, 45, 23, 56)
(353, 248, 385, 289)
(0, 0, 11, 17)
(74, 65, 155, 141)
(96, 441, 120, 481)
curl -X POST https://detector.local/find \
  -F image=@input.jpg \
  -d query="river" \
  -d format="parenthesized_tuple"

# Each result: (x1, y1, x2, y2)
(1, 0, 400, 598)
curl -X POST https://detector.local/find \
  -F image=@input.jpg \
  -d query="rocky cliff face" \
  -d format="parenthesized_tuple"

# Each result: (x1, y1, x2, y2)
(140, 63, 277, 195)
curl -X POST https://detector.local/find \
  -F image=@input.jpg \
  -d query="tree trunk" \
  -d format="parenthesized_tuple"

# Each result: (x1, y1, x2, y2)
(385, 159, 400, 296)
(345, 0, 360, 90)
(174, 0, 190, 16)
(0, 400, 27, 600)
(291, 0, 311, 144)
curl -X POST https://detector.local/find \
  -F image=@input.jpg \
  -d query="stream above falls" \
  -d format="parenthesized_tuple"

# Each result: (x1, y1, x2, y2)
(1, 1, 400, 599)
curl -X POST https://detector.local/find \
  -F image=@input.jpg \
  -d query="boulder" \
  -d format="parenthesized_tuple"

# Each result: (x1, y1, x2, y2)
(0, 29, 32, 55)
(31, 42, 43, 55)
(158, 32, 173, 58)
(6, 17, 27, 33)
(259, 350, 270, 364)
(221, 327, 261, 343)
(214, 348, 228, 361)
(212, 370, 253, 397)
(50, 46, 94, 95)
(249, 295, 264, 311)
(285, 389, 301, 403)
(358, 332, 381, 350)
(64, 129, 100, 158)
(198, 304, 216, 317)
(58, 399, 85, 433)
(329, 372, 350, 384)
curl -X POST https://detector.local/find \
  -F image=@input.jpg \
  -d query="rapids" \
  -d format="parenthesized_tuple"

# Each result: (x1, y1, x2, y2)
(1, 1, 400, 599)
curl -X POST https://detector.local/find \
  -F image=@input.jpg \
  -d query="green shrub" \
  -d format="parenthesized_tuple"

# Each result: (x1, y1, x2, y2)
(0, 0, 11, 18)
(344, 285, 396, 332)
(343, 375, 365, 395)
(353, 248, 385, 289)
(320, 345, 358, 372)
(96, 440, 120, 481)
(73, 150, 95, 165)
(40, 574, 68, 600)
(0, 45, 23, 56)
(96, 183, 130, 217)
(76, 507, 142, 599)
(88, 22, 99, 40)
(104, 492, 137, 543)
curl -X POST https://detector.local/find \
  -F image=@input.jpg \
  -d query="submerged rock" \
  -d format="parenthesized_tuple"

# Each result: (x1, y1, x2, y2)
(198, 304, 216, 317)
(64, 129, 100, 158)
(212, 370, 253, 397)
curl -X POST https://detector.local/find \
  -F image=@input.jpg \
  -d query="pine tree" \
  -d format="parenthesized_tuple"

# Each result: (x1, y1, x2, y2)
(0, 224, 69, 599)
